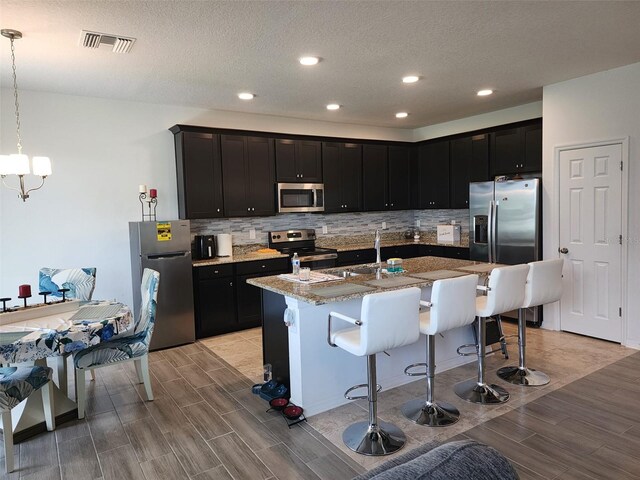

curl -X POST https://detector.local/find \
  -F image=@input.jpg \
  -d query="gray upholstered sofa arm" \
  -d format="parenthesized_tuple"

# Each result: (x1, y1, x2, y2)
(353, 440, 519, 480)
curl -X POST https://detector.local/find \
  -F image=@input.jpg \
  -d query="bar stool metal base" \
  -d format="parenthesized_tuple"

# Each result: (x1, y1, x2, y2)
(454, 379, 510, 404)
(497, 366, 550, 386)
(342, 421, 406, 456)
(401, 398, 460, 427)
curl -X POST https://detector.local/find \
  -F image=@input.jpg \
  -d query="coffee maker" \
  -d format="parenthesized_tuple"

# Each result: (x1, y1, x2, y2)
(194, 235, 216, 259)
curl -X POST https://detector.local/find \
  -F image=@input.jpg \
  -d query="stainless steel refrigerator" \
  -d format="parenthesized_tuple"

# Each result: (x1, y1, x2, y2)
(469, 178, 541, 324)
(129, 220, 195, 350)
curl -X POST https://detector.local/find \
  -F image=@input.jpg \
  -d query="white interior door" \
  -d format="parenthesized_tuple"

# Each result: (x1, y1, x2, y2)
(559, 144, 622, 342)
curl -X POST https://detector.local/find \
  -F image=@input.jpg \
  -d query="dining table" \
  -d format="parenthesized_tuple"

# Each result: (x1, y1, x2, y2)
(0, 299, 133, 442)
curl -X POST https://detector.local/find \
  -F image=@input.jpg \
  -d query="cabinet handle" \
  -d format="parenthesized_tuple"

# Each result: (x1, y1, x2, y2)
(217, 208, 220, 212)
(230, 282, 233, 286)
(385, 203, 388, 207)
(391, 203, 394, 207)
(261, 265, 266, 268)
(214, 270, 219, 274)
(247, 207, 250, 211)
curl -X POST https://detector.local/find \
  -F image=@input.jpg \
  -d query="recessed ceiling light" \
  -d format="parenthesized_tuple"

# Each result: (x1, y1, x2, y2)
(299, 56, 320, 66)
(477, 89, 493, 96)
(402, 75, 420, 84)
(395, 112, 409, 118)
(238, 92, 255, 100)
(326, 104, 340, 110)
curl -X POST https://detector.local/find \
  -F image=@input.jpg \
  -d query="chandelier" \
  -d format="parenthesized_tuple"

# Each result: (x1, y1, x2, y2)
(0, 29, 52, 202)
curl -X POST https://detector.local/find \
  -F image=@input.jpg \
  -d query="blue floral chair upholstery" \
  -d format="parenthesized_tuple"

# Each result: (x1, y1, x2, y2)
(1, 366, 55, 473)
(73, 269, 159, 419)
(39, 267, 97, 395)
(39, 267, 97, 301)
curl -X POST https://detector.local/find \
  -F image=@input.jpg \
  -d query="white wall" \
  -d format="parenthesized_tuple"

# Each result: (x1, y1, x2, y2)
(413, 101, 542, 141)
(0, 90, 412, 308)
(542, 62, 640, 347)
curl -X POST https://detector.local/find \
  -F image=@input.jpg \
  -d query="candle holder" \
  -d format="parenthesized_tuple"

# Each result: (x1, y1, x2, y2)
(58, 288, 70, 302)
(0, 297, 11, 313)
(39, 290, 52, 304)
(139, 192, 157, 222)
(18, 294, 31, 308)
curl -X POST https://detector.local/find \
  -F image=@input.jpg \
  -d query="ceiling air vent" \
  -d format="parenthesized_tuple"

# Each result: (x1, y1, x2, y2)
(79, 30, 136, 53)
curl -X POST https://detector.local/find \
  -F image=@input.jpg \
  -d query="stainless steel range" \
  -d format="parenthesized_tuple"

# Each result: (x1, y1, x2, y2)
(268, 229, 337, 270)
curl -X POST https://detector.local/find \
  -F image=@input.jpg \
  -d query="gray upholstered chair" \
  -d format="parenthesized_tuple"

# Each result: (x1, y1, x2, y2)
(73, 269, 159, 418)
(1, 366, 55, 473)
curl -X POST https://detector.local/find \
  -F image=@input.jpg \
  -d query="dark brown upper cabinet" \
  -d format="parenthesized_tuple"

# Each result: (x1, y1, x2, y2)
(221, 135, 275, 217)
(490, 123, 542, 176)
(388, 145, 411, 210)
(174, 131, 224, 219)
(418, 140, 450, 209)
(275, 139, 322, 183)
(362, 144, 411, 212)
(323, 142, 362, 213)
(450, 134, 489, 209)
(362, 145, 388, 211)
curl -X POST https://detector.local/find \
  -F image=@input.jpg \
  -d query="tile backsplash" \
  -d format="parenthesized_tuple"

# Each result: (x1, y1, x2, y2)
(191, 209, 469, 245)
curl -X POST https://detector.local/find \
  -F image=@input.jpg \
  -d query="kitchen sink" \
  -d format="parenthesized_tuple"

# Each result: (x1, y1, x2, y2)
(335, 265, 381, 277)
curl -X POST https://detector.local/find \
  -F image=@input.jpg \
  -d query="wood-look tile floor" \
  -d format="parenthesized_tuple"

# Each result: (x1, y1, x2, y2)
(3, 324, 637, 479)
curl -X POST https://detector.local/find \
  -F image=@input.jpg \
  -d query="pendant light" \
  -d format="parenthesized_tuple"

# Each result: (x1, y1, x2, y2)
(0, 29, 52, 202)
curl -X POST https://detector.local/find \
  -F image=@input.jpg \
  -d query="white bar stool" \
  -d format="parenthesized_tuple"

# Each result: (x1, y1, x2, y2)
(497, 259, 563, 386)
(454, 264, 530, 404)
(327, 287, 421, 456)
(401, 274, 479, 427)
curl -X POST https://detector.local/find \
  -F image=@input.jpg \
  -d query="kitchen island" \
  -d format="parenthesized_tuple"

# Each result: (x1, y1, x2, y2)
(248, 256, 500, 416)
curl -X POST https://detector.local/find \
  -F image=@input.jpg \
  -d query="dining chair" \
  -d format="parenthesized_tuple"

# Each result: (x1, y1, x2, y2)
(1, 366, 55, 473)
(39, 267, 98, 393)
(72, 268, 159, 419)
(38, 267, 97, 301)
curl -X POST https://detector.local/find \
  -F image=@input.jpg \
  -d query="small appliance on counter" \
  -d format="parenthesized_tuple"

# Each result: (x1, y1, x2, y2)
(216, 233, 233, 257)
(194, 235, 216, 259)
(437, 224, 461, 243)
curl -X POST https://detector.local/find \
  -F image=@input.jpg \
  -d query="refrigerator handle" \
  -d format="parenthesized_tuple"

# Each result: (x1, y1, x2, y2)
(487, 201, 494, 263)
(492, 202, 499, 263)
(146, 252, 190, 260)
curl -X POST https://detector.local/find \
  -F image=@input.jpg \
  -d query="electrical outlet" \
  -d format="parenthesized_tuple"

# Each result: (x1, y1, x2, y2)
(322, 225, 328, 234)
(249, 228, 256, 239)
(416, 219, 421, 227)
(382, 221, 387, 229)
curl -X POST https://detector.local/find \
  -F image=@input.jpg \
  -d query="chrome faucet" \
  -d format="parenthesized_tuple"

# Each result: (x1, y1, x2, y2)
(374, 229, 381, 264)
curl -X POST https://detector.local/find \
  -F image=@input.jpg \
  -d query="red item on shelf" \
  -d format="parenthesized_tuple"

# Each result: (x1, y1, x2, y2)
(18, 284, 31, 297)
(149, 188, 157, 198)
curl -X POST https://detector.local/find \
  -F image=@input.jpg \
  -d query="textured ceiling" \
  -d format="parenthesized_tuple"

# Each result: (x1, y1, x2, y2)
(1, 0, 640, 128)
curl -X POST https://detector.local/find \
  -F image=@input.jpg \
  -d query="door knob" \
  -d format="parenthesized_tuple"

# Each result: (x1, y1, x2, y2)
(559, 247, 569, 254)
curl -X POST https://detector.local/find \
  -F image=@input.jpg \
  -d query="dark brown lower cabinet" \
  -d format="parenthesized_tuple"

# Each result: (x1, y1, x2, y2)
(193, 266, 236, 338)
(194, 258, 288, 338)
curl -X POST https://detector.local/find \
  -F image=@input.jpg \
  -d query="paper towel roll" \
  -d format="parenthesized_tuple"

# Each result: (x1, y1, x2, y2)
(216, 234, 232, 257)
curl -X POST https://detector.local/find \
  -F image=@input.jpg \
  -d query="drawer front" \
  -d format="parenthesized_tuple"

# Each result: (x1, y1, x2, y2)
(196, 264, 234, 280)
(443, 247, 470, 260)
(418, 245, 445, 257)
(235, 257, 289, 275)
(337, 249, 376, 267)
(381, 245, 419, 261)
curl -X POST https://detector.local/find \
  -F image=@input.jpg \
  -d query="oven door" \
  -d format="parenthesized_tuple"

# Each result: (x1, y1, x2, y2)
(277, 183, 324, 213)
(299, 253, 337, 270)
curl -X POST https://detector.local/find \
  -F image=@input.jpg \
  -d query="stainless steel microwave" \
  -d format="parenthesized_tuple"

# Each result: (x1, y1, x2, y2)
(277, 183, 324, 213)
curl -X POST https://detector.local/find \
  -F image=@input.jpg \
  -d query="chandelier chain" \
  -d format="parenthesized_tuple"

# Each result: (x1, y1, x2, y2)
(9, 36, 22, 154)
